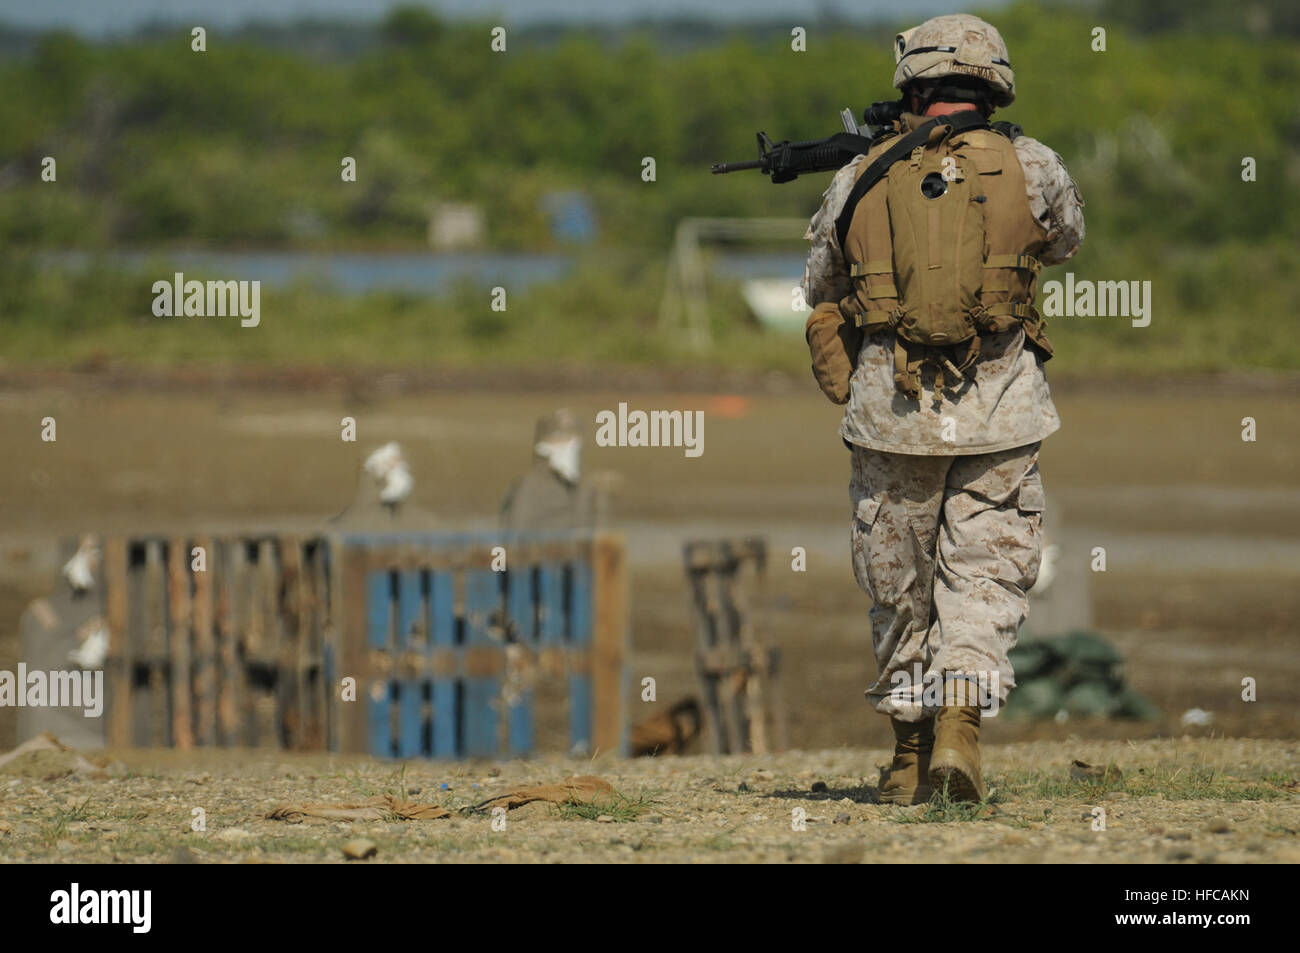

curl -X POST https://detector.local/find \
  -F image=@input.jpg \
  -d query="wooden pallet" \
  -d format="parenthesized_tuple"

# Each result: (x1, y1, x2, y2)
(98, 530, 627, 759)
(333, 531, 627, 759)
(684, 537, 787, 755)
(103, 535, 331, 750)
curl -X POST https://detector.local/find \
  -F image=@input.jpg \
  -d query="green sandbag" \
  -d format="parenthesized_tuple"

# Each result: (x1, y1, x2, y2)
(1008, 641, 1056, 680)
(1052, 630, 1123, 666)
(1047, 631, 1122, 690)
(1056, 658, 1120, 688)
(1006, 678, 1062, 718)
(1006, 631, 1155, 721)
(1062, 681, 1120, 717)
(1112, 684, 1160, 721)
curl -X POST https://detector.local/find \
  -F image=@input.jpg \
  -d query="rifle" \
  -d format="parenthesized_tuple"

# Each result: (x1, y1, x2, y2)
(710, 99, 905, 183)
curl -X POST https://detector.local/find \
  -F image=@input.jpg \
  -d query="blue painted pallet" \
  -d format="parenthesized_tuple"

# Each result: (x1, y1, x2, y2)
(429, 570, 457, 758)
(348, 534, 602, 761)
(462, 568, 501, 758)
(506, 565, 537, 757)
(395, 570, 423, 759)
(568, 562, 593, 753)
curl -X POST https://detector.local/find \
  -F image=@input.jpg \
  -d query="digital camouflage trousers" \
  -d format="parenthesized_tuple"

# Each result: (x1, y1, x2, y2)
(848, 441, 1044, 721)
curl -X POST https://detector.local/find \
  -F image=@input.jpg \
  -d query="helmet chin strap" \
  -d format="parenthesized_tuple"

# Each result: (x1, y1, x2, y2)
(910, 81, 993, 119)
(913, 80, 988, 106)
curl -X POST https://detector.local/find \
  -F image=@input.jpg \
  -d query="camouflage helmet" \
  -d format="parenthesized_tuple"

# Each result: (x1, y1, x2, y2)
(892, 14, 1016, 107)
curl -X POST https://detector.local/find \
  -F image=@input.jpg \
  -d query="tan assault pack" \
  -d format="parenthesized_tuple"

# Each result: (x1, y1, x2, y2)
(805, 111, 1052, 404)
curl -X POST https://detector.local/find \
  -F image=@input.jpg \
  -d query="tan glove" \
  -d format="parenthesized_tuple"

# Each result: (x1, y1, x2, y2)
(805, 300, 863, 405)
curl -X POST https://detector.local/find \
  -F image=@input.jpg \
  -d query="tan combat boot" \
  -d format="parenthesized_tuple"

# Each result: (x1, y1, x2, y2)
(878, 716, 934, 805)
(928, 679, 987, 802)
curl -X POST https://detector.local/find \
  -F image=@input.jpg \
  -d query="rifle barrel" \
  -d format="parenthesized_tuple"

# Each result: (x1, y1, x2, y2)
(711, 159, 764, 174)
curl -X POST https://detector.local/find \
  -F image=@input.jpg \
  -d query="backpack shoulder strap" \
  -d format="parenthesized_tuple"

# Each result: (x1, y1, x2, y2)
(991, 120, 1022, 141)
(833, 111, 990, 253)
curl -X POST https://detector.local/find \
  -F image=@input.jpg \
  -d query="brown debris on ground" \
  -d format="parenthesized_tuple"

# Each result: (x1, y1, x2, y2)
(470, 775, 615, 812)
(266, 795, 452, 823)
(267, 775, 619, 822)
(1070, 760, 1124, 782)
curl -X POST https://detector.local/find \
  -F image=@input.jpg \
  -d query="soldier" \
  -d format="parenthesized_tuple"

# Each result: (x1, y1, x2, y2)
(17, 536, 108, 748)
(801, 15, 1085, 802)
(330, 441, 438, 531)
(500, 409, 598, 532)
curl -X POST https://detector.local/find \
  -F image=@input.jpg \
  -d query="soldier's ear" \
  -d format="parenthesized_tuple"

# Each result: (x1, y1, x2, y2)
(894, 27, 917, 64)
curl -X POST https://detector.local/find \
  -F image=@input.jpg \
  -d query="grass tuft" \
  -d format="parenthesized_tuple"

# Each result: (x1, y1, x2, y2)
(890, 783, 1002, 824)
(557, 789, 656, 822)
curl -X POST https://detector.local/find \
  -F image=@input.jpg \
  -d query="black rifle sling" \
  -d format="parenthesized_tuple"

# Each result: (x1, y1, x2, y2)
(833, 111, 990, 253)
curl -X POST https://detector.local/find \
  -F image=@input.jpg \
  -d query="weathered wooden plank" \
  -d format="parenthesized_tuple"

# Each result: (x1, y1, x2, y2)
(104, 537, 131, 748)
(362, 568, 394, 757)
(221, 540, 249, 746)
(429, 569, 457, 759)
(336, 544, 371, 755)
(768, 646, 790, 752)
(396, 570, 423, 757)
(688, 566, 727, 754)
(366, 571, 392, 651)
(143, 540, 168, 747)
(590, 533, 627, 758)
(533, 563, 568, 751)
(722, 570, 751, 754)
(309, 539, 331, 751)
(395, 680, 423, 758)
(505, 650, 534, 757)
(462, 569, 501, 758)
(257, 539, 281, 747)
(507, 565, 537, 644)
(191, 535, 216, 746)
(732, 552, 768, 756)
(369, 680, 392, 757)
(567, 561, 593, 755)
(333, 538, 589, 576)
(212, 539, 233, 745)
(167, 537, 194, 750)
(505, 565, 537, 757)
(279, 537, 305, 749)
(538, 566, 565, 646)
(396, 571, 422, 647)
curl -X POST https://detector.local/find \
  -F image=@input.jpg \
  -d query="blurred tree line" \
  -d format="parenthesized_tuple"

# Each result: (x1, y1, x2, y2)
(0, 0, 1296, 373)
(1, 0, 1295, 252)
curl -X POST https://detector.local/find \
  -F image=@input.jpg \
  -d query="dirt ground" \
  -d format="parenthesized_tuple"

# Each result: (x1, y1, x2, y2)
(0, 739, 1295, 864)
(0, 370, 1295, 862)
(4, 373, 1295, 746)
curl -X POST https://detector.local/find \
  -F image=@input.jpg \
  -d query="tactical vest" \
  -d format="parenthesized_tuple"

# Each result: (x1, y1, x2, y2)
(836, 112, 1053, 400)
